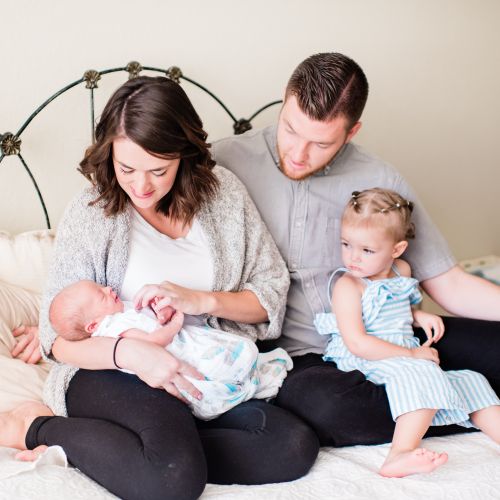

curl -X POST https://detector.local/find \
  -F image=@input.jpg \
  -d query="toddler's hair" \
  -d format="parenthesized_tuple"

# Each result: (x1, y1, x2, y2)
(49, 284, 92, 341)
(343, 188, 415, 241)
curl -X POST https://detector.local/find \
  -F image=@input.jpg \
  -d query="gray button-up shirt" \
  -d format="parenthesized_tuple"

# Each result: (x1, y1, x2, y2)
(213, 125, 455, 356)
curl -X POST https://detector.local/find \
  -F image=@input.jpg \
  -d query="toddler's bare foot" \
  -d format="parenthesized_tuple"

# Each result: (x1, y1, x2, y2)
(0, 401, 53, 450)
(379, 448, 448, 478)
(15, 445, 49, 462)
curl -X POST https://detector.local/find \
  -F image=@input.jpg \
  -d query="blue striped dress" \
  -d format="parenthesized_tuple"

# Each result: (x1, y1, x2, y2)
(314, 267, 500, 427)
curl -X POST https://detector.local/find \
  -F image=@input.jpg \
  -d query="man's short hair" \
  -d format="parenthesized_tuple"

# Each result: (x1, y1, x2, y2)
(285, 52, 369, 128)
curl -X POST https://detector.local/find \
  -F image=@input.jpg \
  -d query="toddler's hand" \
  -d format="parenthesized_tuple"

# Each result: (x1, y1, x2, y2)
(411, 345, 440, 364)
(413, 310, 445, 345)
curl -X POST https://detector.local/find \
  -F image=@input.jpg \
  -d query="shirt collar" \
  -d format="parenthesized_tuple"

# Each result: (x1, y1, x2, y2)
(264, 124, 281, 168)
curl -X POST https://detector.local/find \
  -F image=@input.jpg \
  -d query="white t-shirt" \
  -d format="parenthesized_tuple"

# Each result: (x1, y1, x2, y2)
(120, 209, 214, 302)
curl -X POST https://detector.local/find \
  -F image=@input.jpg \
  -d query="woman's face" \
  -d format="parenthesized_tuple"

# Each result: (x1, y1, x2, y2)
(112, 136, 180, 213)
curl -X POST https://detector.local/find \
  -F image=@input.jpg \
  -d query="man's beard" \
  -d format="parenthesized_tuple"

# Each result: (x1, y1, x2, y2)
(277, 148, 332, 181)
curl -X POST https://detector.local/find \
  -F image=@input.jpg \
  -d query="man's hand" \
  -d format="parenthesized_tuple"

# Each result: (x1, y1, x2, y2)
(11, 325, 42, 364)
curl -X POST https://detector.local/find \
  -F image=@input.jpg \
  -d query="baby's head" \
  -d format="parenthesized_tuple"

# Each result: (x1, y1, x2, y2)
(49, 280, 124, 341)
(340, 188, 415, 278)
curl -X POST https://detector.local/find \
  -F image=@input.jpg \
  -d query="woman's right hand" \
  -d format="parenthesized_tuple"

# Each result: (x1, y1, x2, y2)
(117, 338, 204, 402)
(11, 325, 42, 364)
(411, 345, 440, 364)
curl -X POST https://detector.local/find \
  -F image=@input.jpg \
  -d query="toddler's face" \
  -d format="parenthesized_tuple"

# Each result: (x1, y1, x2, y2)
(341, 224, 401, 280)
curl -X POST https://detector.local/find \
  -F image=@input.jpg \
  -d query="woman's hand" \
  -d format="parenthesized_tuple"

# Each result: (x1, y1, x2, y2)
(134, 283, 213, 319)
(413, 310, 445, 344)
(11, 325, 42, 364)
(411, 345, 440, 364)
(117, 338, 205, 402)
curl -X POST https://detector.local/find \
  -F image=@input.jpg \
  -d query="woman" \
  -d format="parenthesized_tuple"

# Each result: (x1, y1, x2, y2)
(2, 76, 319, 500)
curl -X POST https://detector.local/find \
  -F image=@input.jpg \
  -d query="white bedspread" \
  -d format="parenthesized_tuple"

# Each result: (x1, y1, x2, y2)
(1, 433, 498, 500)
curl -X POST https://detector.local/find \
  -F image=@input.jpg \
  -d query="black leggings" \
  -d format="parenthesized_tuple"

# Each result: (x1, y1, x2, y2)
(26, 370, 319, 500)
(275, 316, 500, 447)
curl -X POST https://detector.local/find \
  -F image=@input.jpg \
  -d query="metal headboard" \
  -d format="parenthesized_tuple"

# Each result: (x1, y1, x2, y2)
(0, 61, 282, 229)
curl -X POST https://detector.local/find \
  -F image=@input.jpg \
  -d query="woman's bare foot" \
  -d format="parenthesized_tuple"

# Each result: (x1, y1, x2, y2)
(379, 448, 448, 478)
(0, 401, 53, 450)
(15, 445, 49, 462)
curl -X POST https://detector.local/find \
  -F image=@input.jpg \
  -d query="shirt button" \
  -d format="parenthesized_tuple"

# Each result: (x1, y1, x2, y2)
(305, 282, 311, 288)
(296, 221, 302, 227)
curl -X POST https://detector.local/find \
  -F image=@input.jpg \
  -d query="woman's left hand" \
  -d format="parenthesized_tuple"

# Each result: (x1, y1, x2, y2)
(134, 283, 213, 319)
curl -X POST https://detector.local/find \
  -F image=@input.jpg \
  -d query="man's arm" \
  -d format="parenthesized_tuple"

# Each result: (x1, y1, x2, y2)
(421, 265, 500, 320)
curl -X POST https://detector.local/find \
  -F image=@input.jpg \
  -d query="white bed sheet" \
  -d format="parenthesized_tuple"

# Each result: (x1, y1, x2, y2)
(1, 433, 498, 500)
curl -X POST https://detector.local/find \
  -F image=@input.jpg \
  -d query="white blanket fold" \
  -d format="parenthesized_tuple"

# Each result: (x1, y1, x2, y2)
(0, 445, 67, 480)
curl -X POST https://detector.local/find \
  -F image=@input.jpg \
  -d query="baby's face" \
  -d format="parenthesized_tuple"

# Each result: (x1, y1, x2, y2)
(82, 282, 124, 319)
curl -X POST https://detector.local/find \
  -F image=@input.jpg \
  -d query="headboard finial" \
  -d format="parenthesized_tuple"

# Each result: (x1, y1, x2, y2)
(166, 66, 183, 83)
(1, 132, 21, 156)
(233, 119, 252, 135)
(83, 70, 101, 89)
(126, 61, 143, 80)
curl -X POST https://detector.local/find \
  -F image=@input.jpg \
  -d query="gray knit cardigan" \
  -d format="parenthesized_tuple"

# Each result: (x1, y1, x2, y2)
(40, 166, 290, 416)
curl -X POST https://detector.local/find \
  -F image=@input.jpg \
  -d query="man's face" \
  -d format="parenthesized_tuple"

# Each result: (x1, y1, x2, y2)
(276, 95, 361, 180)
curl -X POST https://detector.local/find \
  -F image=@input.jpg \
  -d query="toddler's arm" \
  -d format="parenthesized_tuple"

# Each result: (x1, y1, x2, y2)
(332, 275, 438, 363)
(398, 259, 445, 345)
(120, 311, 184, 348)
(412, 309, 445, 344)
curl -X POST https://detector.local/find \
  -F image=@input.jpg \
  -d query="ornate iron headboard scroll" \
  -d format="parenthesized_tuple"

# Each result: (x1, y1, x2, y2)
(0, 61, 282, 229)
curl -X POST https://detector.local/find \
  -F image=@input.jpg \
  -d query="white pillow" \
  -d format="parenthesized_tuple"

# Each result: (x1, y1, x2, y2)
(0, 230, 55, 294)
(0, 280, 50, 412)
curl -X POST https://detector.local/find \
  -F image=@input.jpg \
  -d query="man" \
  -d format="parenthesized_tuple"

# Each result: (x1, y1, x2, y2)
(213, 52, 500, 446)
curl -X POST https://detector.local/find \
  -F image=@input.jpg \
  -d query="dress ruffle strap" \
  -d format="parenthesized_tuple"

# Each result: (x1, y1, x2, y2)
(362, 277, 421, 326)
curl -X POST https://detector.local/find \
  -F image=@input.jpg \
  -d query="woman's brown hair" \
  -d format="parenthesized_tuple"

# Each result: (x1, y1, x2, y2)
(79, 76, 218, 224)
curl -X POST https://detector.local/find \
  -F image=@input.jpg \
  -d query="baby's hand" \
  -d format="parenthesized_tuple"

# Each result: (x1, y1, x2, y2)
(133, 285, 175, 324)
(413, 310, 445, 345)
(151, 298, 176, 325)
(134, 284, 169, 311)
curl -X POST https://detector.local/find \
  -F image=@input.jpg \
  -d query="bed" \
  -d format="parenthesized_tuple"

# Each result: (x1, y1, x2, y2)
(1, 64, 499, 499)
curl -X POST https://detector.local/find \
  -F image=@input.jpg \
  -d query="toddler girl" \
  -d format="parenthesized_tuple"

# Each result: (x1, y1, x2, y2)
(315, 188, 500, 477)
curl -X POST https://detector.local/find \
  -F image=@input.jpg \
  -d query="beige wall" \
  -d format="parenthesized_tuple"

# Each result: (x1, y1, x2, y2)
(1, 0, 499, 266)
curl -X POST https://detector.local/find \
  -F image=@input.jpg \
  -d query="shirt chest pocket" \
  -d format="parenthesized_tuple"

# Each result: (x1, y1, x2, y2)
(300, 215, 341, 269)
